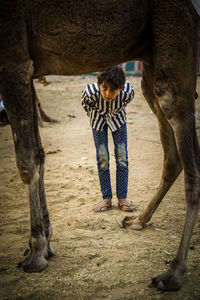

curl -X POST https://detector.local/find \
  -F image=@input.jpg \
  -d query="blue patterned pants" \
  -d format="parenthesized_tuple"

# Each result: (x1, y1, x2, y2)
(92, 123, 128, 199)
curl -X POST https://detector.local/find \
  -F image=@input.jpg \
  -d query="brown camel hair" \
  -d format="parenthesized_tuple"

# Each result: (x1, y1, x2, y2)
(0, 0, 199, 292)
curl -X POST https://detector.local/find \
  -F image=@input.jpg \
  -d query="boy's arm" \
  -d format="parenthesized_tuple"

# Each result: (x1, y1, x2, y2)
(81, 89, 95, 115)
(122, 82, 134, 106)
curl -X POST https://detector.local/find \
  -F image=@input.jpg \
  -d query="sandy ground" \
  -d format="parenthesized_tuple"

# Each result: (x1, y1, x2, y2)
(0, 76, 200, 300)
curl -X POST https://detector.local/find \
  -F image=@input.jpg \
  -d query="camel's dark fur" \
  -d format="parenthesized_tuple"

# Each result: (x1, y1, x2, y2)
(0, 0, 199, 291)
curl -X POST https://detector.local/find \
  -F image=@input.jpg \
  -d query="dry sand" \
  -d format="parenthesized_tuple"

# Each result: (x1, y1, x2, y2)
(0, 76, 200, 300)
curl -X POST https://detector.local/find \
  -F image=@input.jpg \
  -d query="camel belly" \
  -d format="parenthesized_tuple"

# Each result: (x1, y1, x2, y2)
(33, 34, 142, 76)
(29, 0, 150, 76)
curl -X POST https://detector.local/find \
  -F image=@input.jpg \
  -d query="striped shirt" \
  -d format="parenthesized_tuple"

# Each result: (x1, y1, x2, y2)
(82, 81, 134, 132)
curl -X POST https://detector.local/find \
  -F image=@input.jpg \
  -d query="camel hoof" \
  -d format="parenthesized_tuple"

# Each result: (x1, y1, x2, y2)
(129, 222, 143, 230)
(18, 254, 48, 273)
(119, 215, 137, 228)
(120, 215, 143, 230)
(22, 256, 48, 273)
(150, 275, 182, 291)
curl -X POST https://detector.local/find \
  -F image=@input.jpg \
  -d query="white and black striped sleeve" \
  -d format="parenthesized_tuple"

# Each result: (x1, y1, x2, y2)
(81, 88, 95, 114)
(122, 82, 134, 106)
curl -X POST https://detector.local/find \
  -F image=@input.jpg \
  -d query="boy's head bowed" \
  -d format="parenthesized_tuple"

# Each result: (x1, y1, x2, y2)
(97, 66, 126, 90)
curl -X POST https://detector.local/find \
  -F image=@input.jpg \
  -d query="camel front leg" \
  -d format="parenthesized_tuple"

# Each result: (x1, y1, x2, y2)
(0, 62, 53, 272)
(122, 63, 182, 230)
(31, 83, 55, 260)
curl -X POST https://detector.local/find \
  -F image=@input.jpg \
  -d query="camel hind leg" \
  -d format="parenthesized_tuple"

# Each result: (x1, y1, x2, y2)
(148, 1, 200, 290)
(0, 61, 54, 272)
(123, 1, 200, 290)
(122, 63, 183, 230)
(150, 77, 200, 290)
(123, 62, 200, 290)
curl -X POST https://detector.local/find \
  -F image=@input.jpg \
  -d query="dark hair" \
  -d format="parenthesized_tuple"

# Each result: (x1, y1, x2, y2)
(97, 66, 126, 90)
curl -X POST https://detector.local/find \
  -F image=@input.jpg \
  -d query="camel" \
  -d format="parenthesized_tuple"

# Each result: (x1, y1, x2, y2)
(36, 94, 57, 127)
(0, 0, 199, 292)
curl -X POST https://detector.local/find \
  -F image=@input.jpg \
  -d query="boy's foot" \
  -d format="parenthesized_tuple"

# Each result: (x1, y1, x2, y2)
(118, 199, 136, 212)
(94, 199, 112, 212)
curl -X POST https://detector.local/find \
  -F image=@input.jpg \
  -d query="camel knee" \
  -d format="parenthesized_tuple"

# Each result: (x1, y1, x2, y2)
(18, 162, 39, 184)
(16, 148, 45, 184)
(154, 80, 176, 119)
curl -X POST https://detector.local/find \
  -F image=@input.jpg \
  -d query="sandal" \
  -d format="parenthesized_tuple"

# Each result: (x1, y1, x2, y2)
(94, 199, 112, 212)
(118, 199, 136, 212)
